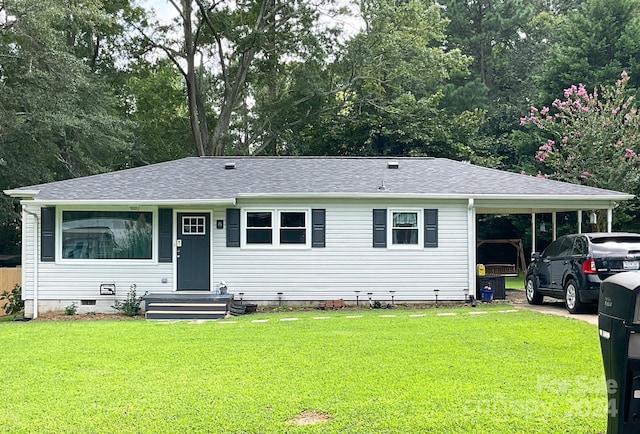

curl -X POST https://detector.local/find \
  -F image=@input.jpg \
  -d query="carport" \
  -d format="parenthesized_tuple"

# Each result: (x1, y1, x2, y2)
(467, 191, 634, 294)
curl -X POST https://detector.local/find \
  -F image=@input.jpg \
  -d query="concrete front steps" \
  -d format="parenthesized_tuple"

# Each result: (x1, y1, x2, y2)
(144, 293, 232, 320)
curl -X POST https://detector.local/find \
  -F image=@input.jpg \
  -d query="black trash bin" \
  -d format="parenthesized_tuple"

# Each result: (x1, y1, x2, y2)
(598, 272, 640, 433)
(476, 275, 505, 300)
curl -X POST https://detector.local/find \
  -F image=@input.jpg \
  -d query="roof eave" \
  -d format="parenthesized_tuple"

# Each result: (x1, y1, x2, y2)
(235, 192, 634, 201)
(21, 198, 237, 207)
(4, 189, 39, 199)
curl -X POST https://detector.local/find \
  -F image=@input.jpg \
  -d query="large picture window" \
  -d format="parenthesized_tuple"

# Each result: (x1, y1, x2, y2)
(62, 211, 152, 259)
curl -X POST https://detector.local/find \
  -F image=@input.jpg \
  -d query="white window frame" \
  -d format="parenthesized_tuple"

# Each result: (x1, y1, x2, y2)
(387, 208, 423, 249)
(241, 208, 311, 249)
(181, 216, 206, 235)
(58, 206, 157, 263)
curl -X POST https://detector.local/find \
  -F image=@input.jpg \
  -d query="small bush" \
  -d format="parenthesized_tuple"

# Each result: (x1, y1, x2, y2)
(1, 284, 24, 316)
(112, 284, 147, 317)
(64, 302, 78, 316)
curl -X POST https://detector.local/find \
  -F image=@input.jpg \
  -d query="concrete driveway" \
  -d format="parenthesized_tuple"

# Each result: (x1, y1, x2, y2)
(506, 289, 598, 325)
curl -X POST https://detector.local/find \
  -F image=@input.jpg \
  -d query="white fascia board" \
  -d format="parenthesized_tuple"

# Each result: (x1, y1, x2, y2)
(3, 189, 39, 198)
(235, 192, 634, 201)
(22, 198, 237, 207)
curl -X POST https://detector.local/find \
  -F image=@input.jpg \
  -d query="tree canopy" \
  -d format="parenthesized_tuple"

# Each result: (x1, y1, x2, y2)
(3, 0, 640, 253)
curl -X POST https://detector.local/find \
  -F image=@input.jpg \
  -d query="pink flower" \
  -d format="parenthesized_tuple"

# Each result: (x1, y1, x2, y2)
(580, 171, 590, 179)
(613, 108, 619, 115)
(540, 106, 549, 115)
(564, 85, 577, 98)
(622, 70, 629, 79)
(530, 106, 538, 112)
(625, 148, 637, 158)
(562, 136, 568, 143)
(577, 84, 587, 97)
(520, 170, 526, 175)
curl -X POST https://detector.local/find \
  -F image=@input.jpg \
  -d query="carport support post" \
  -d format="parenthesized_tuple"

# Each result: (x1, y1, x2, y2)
(578, 210, 582, 234)
(531, 212, 536, 254)
(467, 198, 476, 302)
(608, 208, 613, 232)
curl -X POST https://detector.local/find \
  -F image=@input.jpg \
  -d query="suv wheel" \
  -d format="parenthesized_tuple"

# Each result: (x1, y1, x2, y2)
(564, 279, 585, 314)
(525, 276, 543, 305)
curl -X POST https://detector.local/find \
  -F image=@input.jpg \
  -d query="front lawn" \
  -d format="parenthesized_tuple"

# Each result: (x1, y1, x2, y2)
(2, 306, 606, 433)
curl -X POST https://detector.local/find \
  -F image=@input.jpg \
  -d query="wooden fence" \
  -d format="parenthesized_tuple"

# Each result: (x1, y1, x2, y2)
(0, 267, 21, 314)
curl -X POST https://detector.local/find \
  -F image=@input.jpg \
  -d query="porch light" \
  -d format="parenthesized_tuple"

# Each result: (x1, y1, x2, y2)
(355, 290, 360, 306)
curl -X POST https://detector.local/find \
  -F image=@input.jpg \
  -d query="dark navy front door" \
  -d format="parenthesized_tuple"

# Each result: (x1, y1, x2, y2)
(177, 213, 210, 291)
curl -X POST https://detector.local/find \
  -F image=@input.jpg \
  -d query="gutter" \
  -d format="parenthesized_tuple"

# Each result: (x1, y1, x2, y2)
(21, 207, 39, 319)
(12, 198, 238, 207)
(234, 192, 634, 201)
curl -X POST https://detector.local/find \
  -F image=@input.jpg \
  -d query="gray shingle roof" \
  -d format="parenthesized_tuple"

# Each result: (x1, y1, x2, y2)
(5, 157, 632, 201)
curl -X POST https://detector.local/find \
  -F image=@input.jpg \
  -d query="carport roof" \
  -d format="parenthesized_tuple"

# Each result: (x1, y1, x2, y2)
(3, 157, 634, 204)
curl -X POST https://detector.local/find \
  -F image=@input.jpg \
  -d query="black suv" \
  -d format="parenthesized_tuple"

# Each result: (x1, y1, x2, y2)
(525, 232, 640, 313)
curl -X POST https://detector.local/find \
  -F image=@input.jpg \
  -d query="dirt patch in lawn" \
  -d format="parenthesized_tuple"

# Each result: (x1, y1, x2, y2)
(32, 312, 135, 321)
(289, 410, 333, 426)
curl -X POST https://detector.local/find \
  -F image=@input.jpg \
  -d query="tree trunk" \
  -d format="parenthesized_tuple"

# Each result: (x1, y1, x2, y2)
(210, 0, 274, 155)
(183, 0, 208, 156)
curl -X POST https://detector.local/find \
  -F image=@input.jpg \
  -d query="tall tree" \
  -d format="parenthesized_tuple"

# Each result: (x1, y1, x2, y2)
(522, 72, 640, 228)
(536, 0, 640, 104)
(440, 0, 536, 104)
(122, 58, 193, 164)
(136, 0, 338, 156)
(302, 0, 491, 160)
(0, 0, 134, 245)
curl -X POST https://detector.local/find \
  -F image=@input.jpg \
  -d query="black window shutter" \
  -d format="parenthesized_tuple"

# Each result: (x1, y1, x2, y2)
(373, 209, 387, 248)
(311, 209, 326, 247)
(424, 209, 438, 248)
(158, 208, 173, 262)
(226, 208, 240, 247)
(41, 207, 55, 262)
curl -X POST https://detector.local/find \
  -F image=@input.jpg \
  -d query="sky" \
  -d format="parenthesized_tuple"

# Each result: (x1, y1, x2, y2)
(139, 0, 364, 37)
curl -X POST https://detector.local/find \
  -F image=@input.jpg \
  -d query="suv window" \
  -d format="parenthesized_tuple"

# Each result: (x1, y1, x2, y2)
(556, 237, 575, 257)
(542, 238, 565, 257)
(572, 236, 588, 256)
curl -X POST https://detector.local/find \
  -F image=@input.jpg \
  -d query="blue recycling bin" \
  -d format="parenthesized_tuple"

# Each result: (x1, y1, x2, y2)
(481, 287, 494, 302)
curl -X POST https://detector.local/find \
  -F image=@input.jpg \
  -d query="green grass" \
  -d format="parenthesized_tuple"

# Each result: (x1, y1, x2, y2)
(505, 272, 525, 289)
(2, 306, 606, 433)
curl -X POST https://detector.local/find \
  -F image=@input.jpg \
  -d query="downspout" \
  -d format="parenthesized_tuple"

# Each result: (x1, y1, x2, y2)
(22, 207, 39, 319)
(468, 198, 476, 300)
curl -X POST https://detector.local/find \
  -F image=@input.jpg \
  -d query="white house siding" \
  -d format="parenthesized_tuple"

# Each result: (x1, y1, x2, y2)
(20, 204, 173, 315)
(211, 199, 470, 304)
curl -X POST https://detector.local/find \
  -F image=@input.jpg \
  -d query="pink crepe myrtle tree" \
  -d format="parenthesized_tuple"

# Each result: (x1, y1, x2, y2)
(520, 72, 640, 228)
